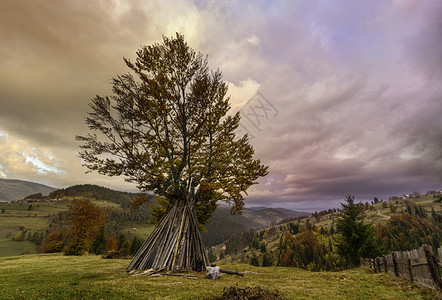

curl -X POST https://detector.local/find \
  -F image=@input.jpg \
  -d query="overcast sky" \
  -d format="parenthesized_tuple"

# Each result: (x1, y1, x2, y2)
(0, 0, 441, 211)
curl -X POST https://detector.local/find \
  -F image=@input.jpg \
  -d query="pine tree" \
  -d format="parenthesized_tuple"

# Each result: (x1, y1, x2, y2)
(208, 249, 216, 263)
(336, 195, 381, 267)
(130, 236, 143, 255)
(250, 252, 260, 267)
(260, 242, 267, 253)
(262, 252, 273, 267)
(90, 227, 106, 254)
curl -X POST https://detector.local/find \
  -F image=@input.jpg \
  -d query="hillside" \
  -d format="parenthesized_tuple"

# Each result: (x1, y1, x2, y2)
(0, 183, 308, 256)
(215, 192, 442, 272)
(47, 184, 139, 208)
(202, 206, 309, 247)
(0, 253, 438, 299)
(0, 179, 56, 202)
(202, 207, 263, 246)
(242, 207, 309, 227)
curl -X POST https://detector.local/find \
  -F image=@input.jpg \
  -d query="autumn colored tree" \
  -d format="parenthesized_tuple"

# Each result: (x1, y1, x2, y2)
(376, 213, 441, 252)
(76, 33, 268, 270)
(41, 232, 65, 253)
(64, 199, 105, 255)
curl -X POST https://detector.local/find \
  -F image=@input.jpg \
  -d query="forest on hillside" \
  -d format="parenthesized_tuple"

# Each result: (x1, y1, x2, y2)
(47, 184, 138, 208)
(219, 192, 442, 271)
(5, 187, 441, 274)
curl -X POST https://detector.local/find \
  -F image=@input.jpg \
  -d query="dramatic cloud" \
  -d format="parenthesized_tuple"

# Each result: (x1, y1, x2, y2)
(0, 0, 441, 211)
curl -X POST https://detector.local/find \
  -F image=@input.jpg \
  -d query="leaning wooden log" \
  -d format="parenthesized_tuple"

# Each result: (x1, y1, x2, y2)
(129, 266, 167, 276)
(132, 269, 155, 277)
(163, 273, 198, 279)
(219, 268, 244, 276)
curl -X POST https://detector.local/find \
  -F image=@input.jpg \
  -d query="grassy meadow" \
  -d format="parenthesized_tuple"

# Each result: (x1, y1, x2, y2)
(0, 253, 439, 299)
(0, 199, 127, 257)
(296, 194, 441, 233)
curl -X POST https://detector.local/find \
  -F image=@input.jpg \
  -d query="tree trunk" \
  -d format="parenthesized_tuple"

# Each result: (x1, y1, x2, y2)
(126, 200, 209, 271)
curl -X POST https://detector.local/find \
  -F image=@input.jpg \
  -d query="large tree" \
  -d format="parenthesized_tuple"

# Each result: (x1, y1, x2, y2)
(76, 34, 268, 271)
(336, 195, 381, 267)
(64, 199, 105, 255)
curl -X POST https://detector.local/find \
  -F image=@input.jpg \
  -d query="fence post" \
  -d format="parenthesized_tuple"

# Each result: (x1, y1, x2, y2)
(392, 252, 398, 276)
(386, 254, 398, 276)
(366, 245, 441, 290)
(422, 245, 442, 290)
(375, 257, 381, 273)
(407, 252, 413, 283)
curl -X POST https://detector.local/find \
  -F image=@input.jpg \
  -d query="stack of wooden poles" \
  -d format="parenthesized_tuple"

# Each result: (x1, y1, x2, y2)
(127, 200, 209, 271)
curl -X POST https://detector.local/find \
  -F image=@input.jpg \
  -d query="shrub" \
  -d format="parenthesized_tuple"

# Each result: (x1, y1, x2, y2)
(262, 252, 273, 267)
(211, 285, 286, 300)
(250, 252, 260, 267)
(41, 232, 65, 253)
(102, 249, 131, 259)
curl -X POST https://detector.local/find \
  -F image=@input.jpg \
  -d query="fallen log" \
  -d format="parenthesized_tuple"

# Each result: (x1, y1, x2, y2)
(242, 271, 261, 275)
(129, 266, 167, 276)
(131, 269, 155, 277)
(219, 268, 244, 276)
(163, 273, 198, 279)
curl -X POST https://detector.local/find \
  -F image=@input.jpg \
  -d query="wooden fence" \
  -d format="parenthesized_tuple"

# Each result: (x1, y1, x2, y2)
(361, 245, 442, 290)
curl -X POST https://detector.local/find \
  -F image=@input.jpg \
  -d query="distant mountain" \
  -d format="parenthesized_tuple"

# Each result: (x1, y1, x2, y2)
(0, 179, 57, 202)
(242, 207, 310, 227)
(202, 207, 262, 246)
(202, 205, 309, 247)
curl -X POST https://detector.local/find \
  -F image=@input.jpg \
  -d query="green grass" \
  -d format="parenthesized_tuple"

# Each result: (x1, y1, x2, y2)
(0, 199, 123, 257)
(0, 254, 439, 299)
(120, 224, 155, 240)
(300, 195, 442, 232)
(0, 238, 37, 257)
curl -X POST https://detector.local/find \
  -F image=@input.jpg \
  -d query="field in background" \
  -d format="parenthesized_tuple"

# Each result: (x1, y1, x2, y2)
(0, 253, 438, 299)
(211, 193, 442, 266)
(0, 198, 148, 257)
(298, 194, 441, 232)
(1, 193, 440, 258)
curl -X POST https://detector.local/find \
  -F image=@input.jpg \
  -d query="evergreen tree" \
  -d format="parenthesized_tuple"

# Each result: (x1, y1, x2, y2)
(208, 249, 216, 263)
(336, 195, 381, 267)
(250, 252, 260, 267)
(262, 252, 273, 267)
(90, 227, 106, 255)
(130, 236, 143, 255)
(260, 242, 267, 253)
(121, 239, 132, 255)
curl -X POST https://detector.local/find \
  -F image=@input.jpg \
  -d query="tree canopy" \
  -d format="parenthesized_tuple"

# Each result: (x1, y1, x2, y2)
(64, 199, 104, 255)
(77, 33, 267, 223)
(76, 33, 268, 270)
